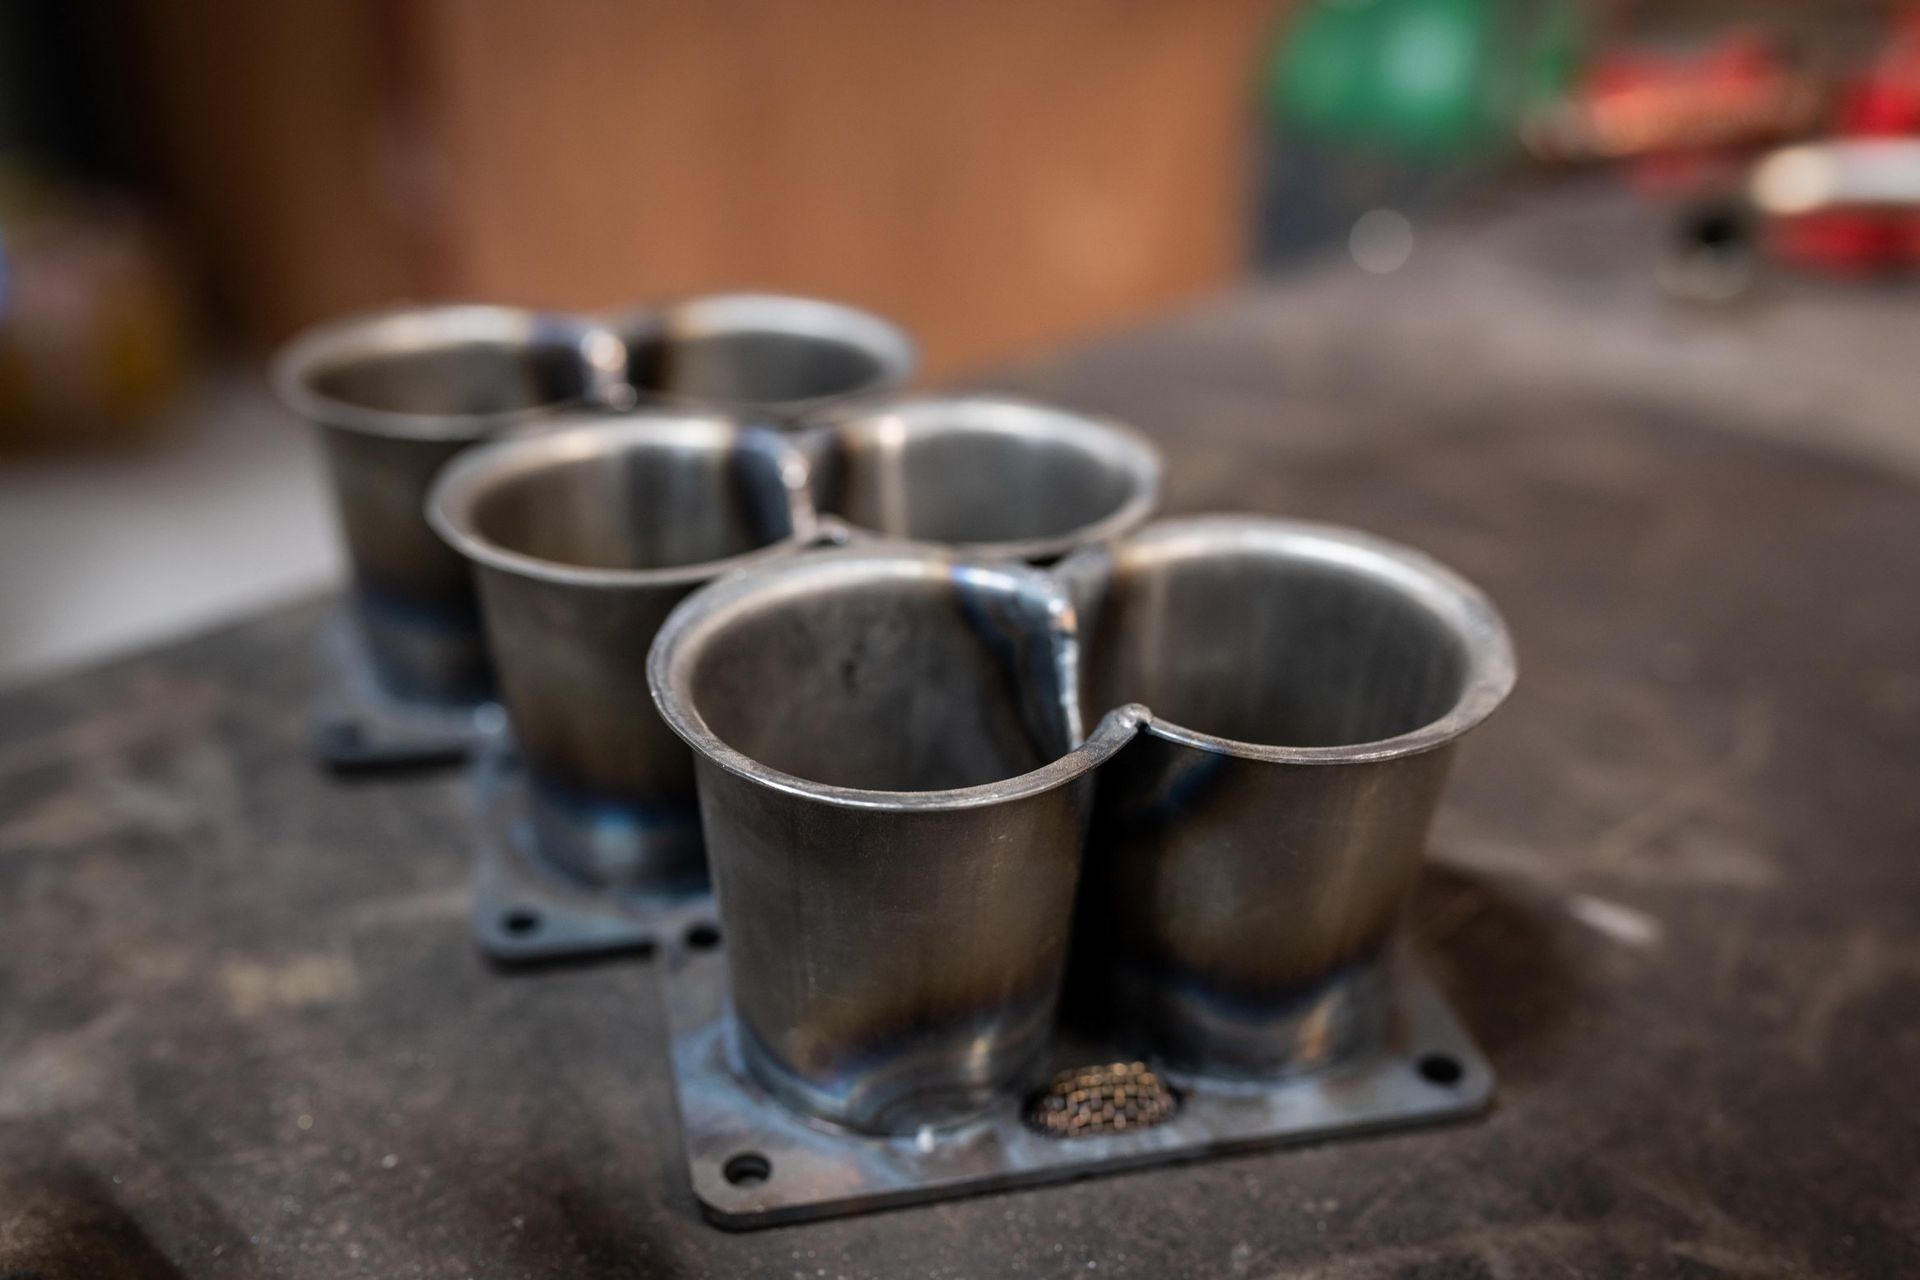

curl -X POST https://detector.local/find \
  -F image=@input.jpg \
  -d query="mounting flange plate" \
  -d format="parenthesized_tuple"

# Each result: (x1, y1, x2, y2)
(310, 616, 498, 768)
(469, 741, 716, 964)
(663, 943, 1493, 1229)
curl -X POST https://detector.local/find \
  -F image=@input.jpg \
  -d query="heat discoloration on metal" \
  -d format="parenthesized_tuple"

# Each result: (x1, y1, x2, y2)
(651, 550, 1141, 1135)
(433, 389, 1161, 960)
(308, 614, 505, 769)
(466, 735, 718, 964)
(429, 416, 819, 919)
(606, 292, 917, 425)
(274, 305, 630, 744)
(663, 940, 1491, 1228)
(649, 519, 1511, 1217)
(1063, 518, 1514, 1077)
(798, 396, 1162, 562)
(11, 190, 1919, 1274)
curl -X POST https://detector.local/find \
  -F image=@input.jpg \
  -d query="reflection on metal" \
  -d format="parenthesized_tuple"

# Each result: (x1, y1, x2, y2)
(606, 292, 917, 425)
(800, 396, 1162, 563)
(429, 415, 819, 957)
(282, 293, 920, 767)
(665, 938, 1491, 1228)
(648, 518, 1515, 1225)
(431, 395, 1161, 958)
(468, 735, 717, 964)
(1062, 518, 1516, 1078)
(275, 305, 630, 763)
(649, 548, 1141, 1134)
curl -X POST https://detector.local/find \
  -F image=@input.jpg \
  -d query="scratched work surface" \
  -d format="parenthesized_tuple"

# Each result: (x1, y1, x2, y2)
(4, 183, 1918, 1278)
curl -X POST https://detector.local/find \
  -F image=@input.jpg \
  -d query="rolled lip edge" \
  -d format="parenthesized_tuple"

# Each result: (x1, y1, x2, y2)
(1060, 514, 1518, 766)
(271, 304, 627, 442)
(647, 548, 1147, 813)
(426, 412, 821, 590)
(804, 393, 1165, 563)
(601, 292, 920, 421)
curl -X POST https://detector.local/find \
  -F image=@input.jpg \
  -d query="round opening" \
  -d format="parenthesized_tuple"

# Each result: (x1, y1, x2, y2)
(501, 908, 541, 937)
(305, 337, 593, 419)
(462, 431, 797, 572)
(683, 922, 722, 952)
(815, 409, 1152, 550)
(681, 565, 1076, 792)
(1417, 1053, 1464, 1087)
(721, 1152, 772, 1187)
(626, 329, 890, 408)
(1081, 544, 1475, 749)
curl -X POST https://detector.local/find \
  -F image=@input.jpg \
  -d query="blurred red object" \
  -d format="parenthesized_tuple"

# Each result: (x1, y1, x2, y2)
(1838, 8, 1920, 137)
(1770, 8, 1920, 275)
(1530, 30, 1820, 183)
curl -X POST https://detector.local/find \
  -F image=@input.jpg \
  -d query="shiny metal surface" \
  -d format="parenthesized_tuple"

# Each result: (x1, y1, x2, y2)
(609, 293, 915, 425)
(802, 396, 1162, 562)
(663, 936, 1490, 1228)
(429, 414, 816, 897)
(1059, 517, 1515, 1078)
(273, 305, 628, 716)
(651, 515, 1511, 1127)
(468, 734, 721, 964)
(649, 550, 1139, 1135)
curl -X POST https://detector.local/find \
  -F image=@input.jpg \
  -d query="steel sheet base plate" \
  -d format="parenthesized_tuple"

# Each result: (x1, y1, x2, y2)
(311, 616, 498, 768)
(663, 944, 1494, 1229)
(470, 743, 716, 964)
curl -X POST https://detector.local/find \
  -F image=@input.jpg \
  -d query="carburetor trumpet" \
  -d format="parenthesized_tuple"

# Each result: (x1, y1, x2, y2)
(281, 293, 919, 769)
(647, 517, 1514, 1226)
(429, 393, 1163, 962)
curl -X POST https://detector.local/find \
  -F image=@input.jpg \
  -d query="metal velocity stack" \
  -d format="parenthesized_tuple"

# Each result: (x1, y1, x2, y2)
(649, 516, 1515, 1227)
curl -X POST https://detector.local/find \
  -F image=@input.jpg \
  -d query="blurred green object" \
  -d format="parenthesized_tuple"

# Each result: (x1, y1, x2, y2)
(1266, 0, 1581, 159)
(1273, 0, 1381, 137)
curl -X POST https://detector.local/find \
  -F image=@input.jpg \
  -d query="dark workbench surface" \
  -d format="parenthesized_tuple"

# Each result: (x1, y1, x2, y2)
(5, 184, 1919, 1278)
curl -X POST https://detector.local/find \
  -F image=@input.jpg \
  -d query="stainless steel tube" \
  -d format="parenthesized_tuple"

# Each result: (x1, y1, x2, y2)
(429, 415, 817, 894)
(649, 550, 1138, 1135)
(274, 306, 627, 704)
(802, 395, 1162, 562)
(609, 293, 916, 425)
(1060, 517, 1515, 1078)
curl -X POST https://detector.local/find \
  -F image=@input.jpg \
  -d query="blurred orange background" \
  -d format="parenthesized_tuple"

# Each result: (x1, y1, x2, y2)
(138, 0, 1278, 378)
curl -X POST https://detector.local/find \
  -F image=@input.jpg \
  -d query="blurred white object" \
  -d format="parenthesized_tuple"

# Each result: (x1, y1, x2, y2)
(0, 373, 341, 686)
(1751, 140, 1920, 215)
